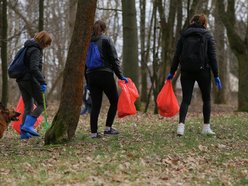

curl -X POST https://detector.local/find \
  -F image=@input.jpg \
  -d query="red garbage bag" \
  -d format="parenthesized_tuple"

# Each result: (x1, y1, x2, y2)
(156, 80, 179, 117)
(12, 96, 42, 134)
(117, 78, 139, 118)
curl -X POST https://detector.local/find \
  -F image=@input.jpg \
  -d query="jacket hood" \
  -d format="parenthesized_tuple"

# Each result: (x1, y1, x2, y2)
(90, 34, 108, 42)
(24, 39, 41, 49)
(91, 35, 101, 42)
(182, 24, 208, 37)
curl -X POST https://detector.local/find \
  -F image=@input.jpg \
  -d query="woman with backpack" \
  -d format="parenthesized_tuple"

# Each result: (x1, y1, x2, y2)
(167, 14, 222, 136)
(17, 31, 52, 139)
(85, 20, 128, 138)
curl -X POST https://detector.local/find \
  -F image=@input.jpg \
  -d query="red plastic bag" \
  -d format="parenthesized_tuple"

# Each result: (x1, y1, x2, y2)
(156, 80, 179, 117)
(11, 96, 42, 134)
(117, 78, 139, 118)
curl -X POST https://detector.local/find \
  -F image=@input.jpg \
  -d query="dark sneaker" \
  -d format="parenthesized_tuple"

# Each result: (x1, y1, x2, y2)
(104, 128, 119, 135)
(91, 133, 102, 138)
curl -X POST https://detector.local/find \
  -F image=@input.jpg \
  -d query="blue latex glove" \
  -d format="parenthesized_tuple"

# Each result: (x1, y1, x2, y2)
(214, 77, 222, 91)
(120, 76, 128, 83)
(166, 73, 174, 80)
(40, 84, 47, 93)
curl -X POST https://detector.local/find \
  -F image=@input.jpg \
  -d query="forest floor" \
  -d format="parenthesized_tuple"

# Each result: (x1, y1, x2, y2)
(0, 100, 247, 186)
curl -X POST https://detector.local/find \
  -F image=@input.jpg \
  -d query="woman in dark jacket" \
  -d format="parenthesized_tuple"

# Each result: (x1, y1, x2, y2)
(17, 31, 52, 139)
(86, 20, 128, 138)
(167, 14, 222, 136)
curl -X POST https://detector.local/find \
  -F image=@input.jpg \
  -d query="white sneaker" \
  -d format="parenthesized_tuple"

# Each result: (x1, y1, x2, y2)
(177, 123, 185, 136)
(202, 124, 215, 135)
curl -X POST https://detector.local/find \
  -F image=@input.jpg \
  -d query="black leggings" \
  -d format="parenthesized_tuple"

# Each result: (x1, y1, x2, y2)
(179, 70, 211, 124)
(17, 80, 45, 123)
(87, 71, 118, 133)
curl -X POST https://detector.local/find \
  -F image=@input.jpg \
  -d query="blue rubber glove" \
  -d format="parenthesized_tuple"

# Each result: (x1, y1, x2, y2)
(214, 77, 222, 91)
(120, 76, 128, 83)
(166, 73, 174, 80)
(40, 84, 47, 93)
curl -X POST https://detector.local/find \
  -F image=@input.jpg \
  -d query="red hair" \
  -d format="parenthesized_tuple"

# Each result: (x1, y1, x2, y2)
(34, 31, 52, 48)
(190, 14, 208, 28)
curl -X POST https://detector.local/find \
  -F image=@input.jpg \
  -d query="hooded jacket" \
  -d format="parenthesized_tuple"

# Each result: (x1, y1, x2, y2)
(17, 39, 46, 85)
(170, 24, 219, 77)
(85, 35, 123, 79)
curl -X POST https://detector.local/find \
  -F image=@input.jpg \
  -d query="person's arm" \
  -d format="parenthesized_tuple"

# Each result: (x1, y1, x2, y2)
(106, 38, 123, 79)
(170, 37, 183, 75)
(207, 34, 219, 77)
(28, 48, 46, 85)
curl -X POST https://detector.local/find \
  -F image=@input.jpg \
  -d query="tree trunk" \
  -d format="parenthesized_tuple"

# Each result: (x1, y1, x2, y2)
(1, 0, 8, 106)
(68, 0, 77, 39)
(38, 0, 44, 31)
(217, 0, 248, 111)
(121, 0, 139, 87)
(139, 0, 147, 103)
(45, 0, 96, 145)
(157, 0, 176, 83)
(214, 0, 228, 104)
(143, 5, 154, 112)
(151, 1, 159, 114)
(155, 0, 176, 113)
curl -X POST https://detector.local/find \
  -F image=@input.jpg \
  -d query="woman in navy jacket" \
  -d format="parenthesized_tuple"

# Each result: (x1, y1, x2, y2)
(17, 31, 52, 139)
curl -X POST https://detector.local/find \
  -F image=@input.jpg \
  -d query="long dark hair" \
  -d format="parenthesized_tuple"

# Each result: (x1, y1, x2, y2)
(92, 20, 106, 37)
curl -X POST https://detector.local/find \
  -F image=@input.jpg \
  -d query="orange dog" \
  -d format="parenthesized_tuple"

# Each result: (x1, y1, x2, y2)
(0, 103, 20, 138)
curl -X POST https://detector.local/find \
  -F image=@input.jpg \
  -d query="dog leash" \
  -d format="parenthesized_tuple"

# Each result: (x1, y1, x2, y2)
(42, 93, 50, 130)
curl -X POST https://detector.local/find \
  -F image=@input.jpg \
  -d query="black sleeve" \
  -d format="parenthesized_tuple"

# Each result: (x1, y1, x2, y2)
(207, 33, 219, 77)
(28, 48, 46, 85)
(170, 37, 183, 74)
(105, 38, 123, 79)
(84, 65, 88, 84)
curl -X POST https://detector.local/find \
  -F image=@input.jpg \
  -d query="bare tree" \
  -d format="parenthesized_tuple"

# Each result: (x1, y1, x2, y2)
(139, 0, 148, 103)
(1, 0, 8, 105)
(38, 0, 44, 31)
(121, 0, 139, 87)
(45, 0, 97, 145)
(217, 0, 248, 111)
(213, 0, 229, 103)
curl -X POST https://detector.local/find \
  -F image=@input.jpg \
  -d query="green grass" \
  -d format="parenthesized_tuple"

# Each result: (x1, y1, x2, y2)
(0, 112, 247, 185)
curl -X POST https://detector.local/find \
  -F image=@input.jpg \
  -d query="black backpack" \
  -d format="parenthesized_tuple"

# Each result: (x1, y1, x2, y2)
(180, 32, 208, 72)
(8, 47, 28, 79)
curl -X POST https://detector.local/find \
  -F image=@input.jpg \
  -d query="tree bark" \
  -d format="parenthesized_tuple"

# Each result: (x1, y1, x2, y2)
(121, 0, 140, 109)
(45, 0, 97, 144)
(121, 0, 139, 87)
(38, 0, 44, 31)
(154, 0, 176, 113)
(151, 1, 159, 114)
(139, 0, 147, 103)
(157, 0, 177, 83)
(68, 0, 77, 39)
(214, 0, 228, 104)
(1, 0, 8, 105)
(217, 0, 248, 111)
